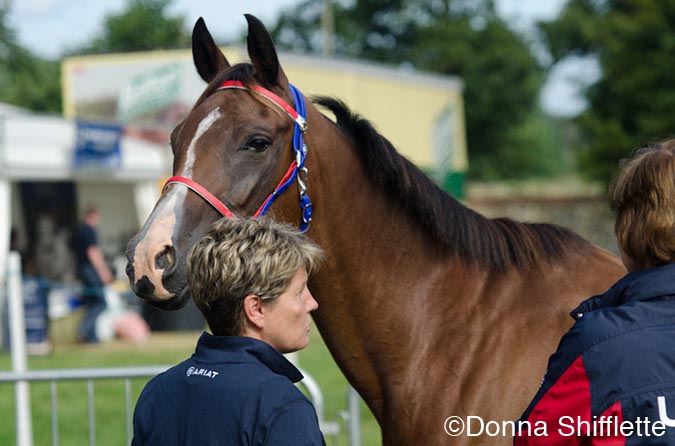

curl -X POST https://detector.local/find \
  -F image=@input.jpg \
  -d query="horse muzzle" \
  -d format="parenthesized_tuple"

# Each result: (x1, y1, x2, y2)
(125, 235, 189, 309)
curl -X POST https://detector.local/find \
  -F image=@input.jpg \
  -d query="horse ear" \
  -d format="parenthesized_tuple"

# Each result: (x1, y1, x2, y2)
(192, 17, 230, 83)
(244, 14, 288, 87)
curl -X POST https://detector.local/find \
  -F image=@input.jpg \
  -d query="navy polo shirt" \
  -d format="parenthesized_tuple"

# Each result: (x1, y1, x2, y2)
(132, 333, 326, 445)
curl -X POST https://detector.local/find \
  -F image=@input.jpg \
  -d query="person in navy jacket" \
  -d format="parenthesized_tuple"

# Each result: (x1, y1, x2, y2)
(132, 217, 326, 445)
(514, 138, 675, 445)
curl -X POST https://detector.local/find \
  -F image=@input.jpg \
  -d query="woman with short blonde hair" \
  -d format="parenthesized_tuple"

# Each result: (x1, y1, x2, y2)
(134, 217, 326, 446)
(188, 217, 323, 336)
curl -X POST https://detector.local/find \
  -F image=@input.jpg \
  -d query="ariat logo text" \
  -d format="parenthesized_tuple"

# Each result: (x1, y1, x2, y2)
(186, 366, 219, 379)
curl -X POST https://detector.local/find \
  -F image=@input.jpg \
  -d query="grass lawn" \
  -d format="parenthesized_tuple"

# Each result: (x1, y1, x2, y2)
(0, 319, 381, 445)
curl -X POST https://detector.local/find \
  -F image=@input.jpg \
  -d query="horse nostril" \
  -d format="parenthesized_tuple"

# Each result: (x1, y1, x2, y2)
(135, 276, 156, 297)
(155, 245, 176, 270)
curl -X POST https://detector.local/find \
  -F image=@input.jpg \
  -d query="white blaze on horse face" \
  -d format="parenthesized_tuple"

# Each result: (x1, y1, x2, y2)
(133, 108, 222, 300)
(180, 107, 222, 178)
(132, 191, 181, 300)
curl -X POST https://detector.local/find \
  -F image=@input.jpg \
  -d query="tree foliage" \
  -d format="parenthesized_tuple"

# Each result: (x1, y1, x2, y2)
(272, 0, 553, 179)
(411, 11, 547, 178)
(1, 0, 190, 113)
(0, 8, 61, 112)
(81, 0, 189, 54)
(539, 0, 675, 181)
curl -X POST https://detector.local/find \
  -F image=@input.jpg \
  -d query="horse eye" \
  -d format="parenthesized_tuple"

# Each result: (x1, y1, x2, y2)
(243, 138, 270, 153)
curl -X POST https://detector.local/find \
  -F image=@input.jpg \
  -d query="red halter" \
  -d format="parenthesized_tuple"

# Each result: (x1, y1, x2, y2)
(163, 81, 312, 229)
(215, 81, 306, 131)
(163, 175, 236, 218)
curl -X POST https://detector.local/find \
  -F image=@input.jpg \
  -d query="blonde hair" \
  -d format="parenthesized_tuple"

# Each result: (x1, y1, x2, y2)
(609, 138, 675, 269)
(187, 218, 324, 336)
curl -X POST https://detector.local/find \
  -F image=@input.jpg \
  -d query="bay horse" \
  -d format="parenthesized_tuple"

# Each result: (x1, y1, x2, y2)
(126, 14, 625, 445)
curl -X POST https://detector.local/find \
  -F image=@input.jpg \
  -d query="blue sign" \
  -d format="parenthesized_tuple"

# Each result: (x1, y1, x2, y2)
(74, 120, 123, 169)
(22, 277, 49, 346)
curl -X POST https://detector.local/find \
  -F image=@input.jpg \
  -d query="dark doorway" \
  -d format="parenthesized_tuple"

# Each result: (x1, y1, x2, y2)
(19, 182, 78, 278)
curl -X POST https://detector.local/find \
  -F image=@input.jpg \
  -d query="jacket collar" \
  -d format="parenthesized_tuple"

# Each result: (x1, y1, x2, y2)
(192, 332, 304, 383)
(571, 262, 675, 320)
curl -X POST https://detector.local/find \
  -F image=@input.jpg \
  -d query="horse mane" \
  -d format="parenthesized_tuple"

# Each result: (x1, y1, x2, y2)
(313, 96, 593, 271)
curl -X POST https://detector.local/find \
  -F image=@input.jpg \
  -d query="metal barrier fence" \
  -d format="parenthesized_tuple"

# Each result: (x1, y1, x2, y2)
(0, 365, 169, 446)
(0, 365, 360, 446)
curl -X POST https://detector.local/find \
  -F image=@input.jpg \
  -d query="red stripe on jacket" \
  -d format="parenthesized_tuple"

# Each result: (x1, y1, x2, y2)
(515, 356, 626, 445)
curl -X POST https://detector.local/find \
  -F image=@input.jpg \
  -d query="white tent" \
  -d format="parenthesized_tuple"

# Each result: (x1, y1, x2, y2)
(0, 104, 169, 181)
(0, 103, 170, 306)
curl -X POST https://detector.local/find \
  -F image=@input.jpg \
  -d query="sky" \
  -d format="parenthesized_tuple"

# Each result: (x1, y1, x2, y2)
(5, 0, 597, 117)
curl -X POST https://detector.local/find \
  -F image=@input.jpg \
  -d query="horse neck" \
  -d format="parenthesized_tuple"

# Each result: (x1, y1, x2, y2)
(304, 105, 441, 270)
(297, 104, 625, 442)
(301, 104, 465, 423)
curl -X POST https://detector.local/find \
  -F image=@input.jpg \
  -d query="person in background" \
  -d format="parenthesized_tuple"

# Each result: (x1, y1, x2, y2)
(72, 204, 113, 343)
(514, 138, 675, 445)
(132, 217, 326, 445)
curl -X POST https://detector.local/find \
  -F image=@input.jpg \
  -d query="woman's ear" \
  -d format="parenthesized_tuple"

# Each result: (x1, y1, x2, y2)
(243, 294, 265, 330)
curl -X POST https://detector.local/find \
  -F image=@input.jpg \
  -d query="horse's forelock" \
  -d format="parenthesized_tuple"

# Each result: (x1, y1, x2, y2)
(193, 63, 257, 107)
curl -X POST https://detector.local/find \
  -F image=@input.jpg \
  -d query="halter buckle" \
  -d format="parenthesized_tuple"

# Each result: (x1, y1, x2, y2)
(298, 118, 308, 133)
(297, 167, 309, 196)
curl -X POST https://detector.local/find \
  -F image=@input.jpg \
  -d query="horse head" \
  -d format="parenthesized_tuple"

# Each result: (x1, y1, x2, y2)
(126, 15, 310, 309)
